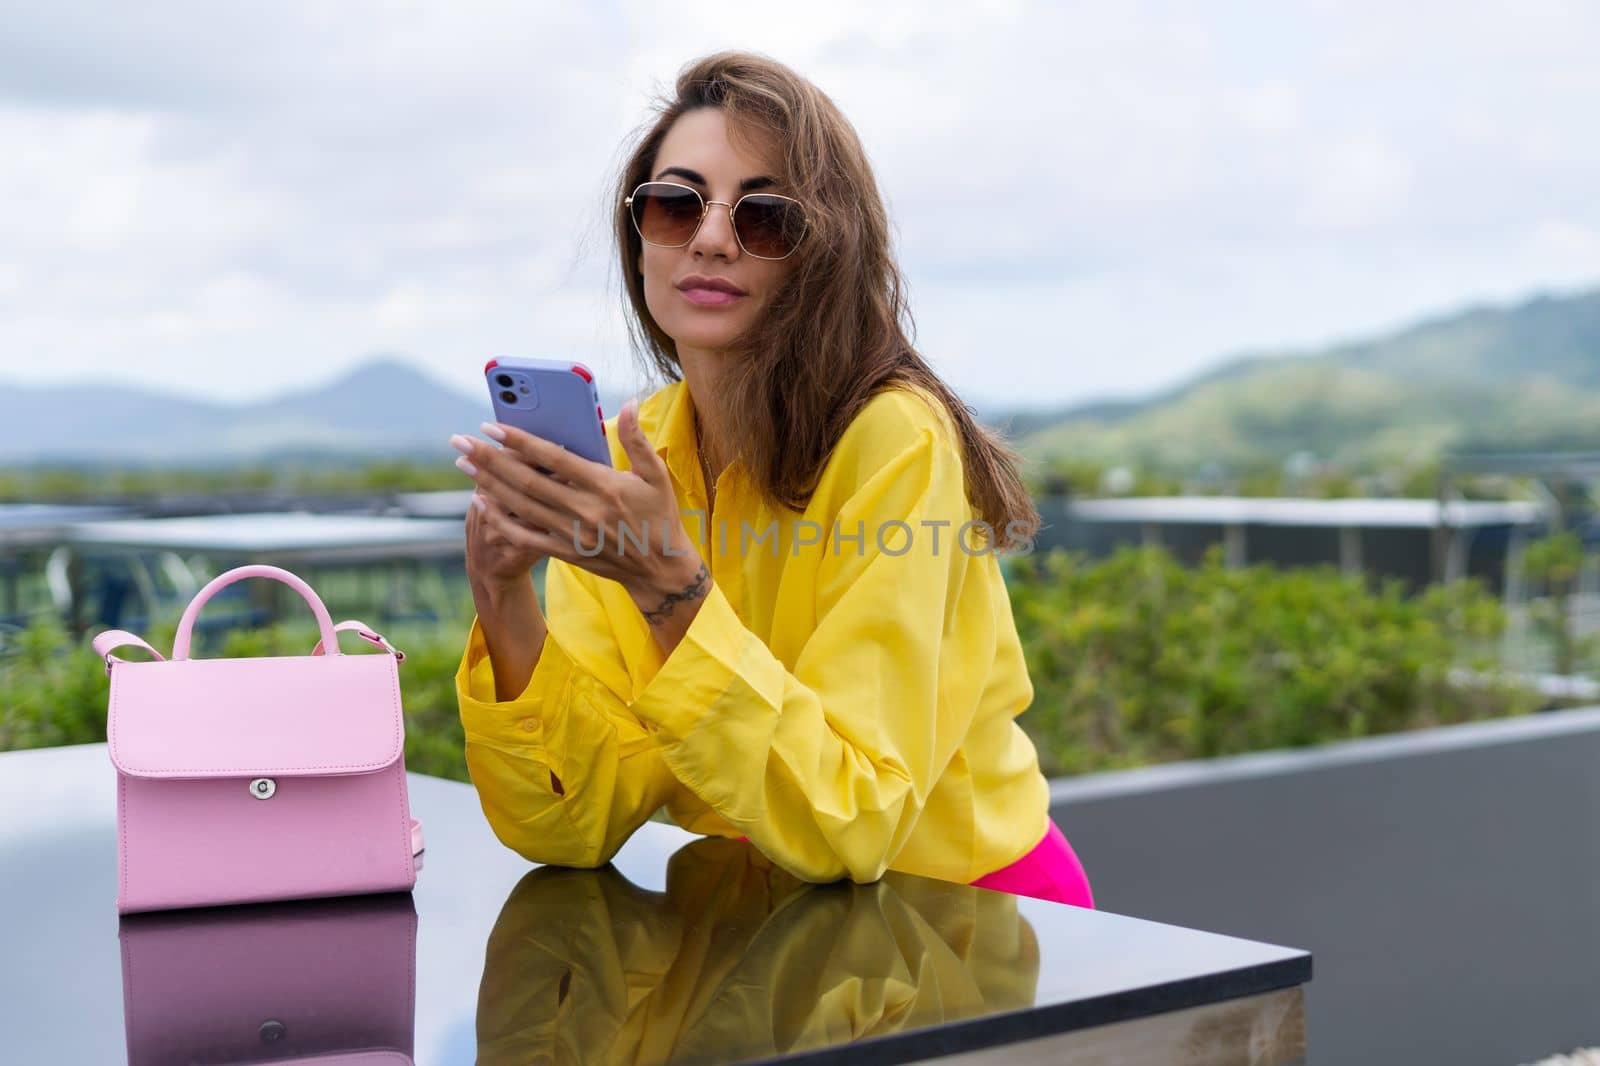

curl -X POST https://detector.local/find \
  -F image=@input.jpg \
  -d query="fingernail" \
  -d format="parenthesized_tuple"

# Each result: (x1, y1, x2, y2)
(480, 422, 506, 442)
(455, 455, 478, 477)
(470, 494, 487, 513)
(450, 434, 475, 456)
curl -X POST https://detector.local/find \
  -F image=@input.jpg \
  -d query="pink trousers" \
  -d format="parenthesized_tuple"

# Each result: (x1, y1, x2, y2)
(738, 819, 1095, 909)
(970, 818, 1095, 908)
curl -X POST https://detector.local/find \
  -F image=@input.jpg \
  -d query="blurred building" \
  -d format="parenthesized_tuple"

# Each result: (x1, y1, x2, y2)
(1034, 496, 1549, 596)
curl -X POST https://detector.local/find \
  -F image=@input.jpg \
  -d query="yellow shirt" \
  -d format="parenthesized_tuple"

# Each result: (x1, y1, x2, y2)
(455, 378, 1050, 886)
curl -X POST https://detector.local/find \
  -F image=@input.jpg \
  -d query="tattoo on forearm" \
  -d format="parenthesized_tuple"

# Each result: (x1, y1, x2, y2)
(641, 562, 711, 626)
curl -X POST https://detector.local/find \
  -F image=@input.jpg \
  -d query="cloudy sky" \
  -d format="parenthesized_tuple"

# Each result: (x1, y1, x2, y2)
(1, 0, 1596, 411)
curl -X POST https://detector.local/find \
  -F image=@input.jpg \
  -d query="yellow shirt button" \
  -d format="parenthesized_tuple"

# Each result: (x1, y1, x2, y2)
(518, 717, 539, 733)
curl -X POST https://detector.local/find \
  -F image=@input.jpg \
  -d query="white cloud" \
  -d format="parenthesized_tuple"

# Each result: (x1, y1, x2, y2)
(1303, 135, 1415, 230)
(0, 1, 1596, 409)
(1524, 220, 1600, 281)
(1229, 82, 1301, 134)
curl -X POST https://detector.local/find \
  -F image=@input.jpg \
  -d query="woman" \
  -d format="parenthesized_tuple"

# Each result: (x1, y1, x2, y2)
(448, 50, 1092, 907)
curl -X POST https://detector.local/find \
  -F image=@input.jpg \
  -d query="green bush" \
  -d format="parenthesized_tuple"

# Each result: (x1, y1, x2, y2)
(1008, 544, 1538, 775)
(0, 612, 116, 751)
(0, 457, 465, 503)
(1520, 530, 1599, 676)
(1, 548, 1541, 782)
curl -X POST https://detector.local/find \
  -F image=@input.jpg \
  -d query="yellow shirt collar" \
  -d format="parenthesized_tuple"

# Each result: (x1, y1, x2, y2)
(639, 378, 712, 492)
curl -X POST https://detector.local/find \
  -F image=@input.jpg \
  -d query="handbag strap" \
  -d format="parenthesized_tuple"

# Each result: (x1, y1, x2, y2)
(93, 630, 167, 676)
(95, 621, 405, 675)
(310, 620, 406, 662)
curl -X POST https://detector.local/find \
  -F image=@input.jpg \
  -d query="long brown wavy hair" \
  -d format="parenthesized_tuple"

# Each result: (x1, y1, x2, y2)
(609, 50, 1040, 553)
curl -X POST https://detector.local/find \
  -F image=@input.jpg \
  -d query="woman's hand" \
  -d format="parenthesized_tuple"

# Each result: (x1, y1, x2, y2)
(452, 399, 702, 602)
(462, 472, 549, 594)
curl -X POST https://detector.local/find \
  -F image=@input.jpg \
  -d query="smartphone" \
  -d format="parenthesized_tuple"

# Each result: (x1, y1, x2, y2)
(484, 358, 613, 475)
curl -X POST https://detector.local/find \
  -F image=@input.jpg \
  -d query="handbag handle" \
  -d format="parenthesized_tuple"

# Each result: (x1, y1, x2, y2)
(172, 564, 340, 661)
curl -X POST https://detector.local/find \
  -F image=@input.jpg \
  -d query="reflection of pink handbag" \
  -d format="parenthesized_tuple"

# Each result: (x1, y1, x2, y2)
(94, 563, 424, 914)
(120, 892, 417, 1065)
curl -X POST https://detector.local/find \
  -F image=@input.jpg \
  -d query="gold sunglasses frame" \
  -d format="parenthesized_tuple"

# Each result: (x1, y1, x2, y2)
(623, 181, 809, 261)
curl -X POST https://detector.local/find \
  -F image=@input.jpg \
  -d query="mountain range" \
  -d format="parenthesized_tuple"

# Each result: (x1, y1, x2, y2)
(1013, 285, 1600, 472)
(4, 284, 1598, 472)
(0, 358, 639, 467)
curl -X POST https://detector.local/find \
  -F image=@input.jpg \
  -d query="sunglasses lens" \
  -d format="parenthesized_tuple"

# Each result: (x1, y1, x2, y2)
(631, 183, 703, 246)
(733, 195, 807, 258)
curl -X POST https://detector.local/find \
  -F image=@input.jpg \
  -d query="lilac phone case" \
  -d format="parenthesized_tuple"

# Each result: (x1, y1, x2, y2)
(484, 358, 612, 474)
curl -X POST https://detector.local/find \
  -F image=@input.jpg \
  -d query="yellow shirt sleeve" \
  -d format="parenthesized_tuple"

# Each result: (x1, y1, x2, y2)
(455, 559, 679, 868)
(627, 420, 985, 883)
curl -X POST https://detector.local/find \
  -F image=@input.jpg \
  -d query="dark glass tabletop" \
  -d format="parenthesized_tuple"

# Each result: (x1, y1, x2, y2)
(0, 744, 1310, 1064)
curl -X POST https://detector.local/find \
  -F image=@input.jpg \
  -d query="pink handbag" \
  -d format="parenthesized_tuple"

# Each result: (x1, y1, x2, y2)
(120, 892, 417, 1065)
(93, 563, 425, 914)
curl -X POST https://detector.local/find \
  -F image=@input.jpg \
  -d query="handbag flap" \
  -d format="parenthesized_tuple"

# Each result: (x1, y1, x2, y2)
(108, 653, 404, 779)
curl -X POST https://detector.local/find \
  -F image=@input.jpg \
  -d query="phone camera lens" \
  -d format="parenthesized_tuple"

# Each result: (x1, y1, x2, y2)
(499, 390, 517, 404)
(495, 373, 513, 388)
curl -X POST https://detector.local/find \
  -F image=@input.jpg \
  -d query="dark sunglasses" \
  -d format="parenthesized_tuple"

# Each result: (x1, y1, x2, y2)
(624, 181, 809, 261)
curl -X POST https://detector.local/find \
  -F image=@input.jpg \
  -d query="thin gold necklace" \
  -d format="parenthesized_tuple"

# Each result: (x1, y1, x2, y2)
(694, 429, 718, 578)
(693, 410, 721, 501)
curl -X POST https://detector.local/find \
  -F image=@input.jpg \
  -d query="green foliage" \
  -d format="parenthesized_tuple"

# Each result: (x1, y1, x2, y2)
(1308, 470, 1359, 499)
(1233, 464, 1285, 497)
(1008, 544, 1538, 775)
(1, 550, 1540, 782)
(1522, 529, 1584, 590)
(0, 613, 122, 750)
(390, 630, 473, 782)
(1520, 530, 1598, 677)
(1025, 457, 1186, 498)
(1026, 457, 1106, 496)
(1398, 463, 1444, 499)
(0, 457, 464, 503)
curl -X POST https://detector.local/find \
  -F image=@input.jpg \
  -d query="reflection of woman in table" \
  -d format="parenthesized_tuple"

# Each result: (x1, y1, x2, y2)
(475, 838, 1039, 1065)
(450, 50, 1092, 907)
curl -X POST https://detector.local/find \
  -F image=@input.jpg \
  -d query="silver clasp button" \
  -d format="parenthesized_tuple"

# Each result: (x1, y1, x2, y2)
(250, 778, 276, 800)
